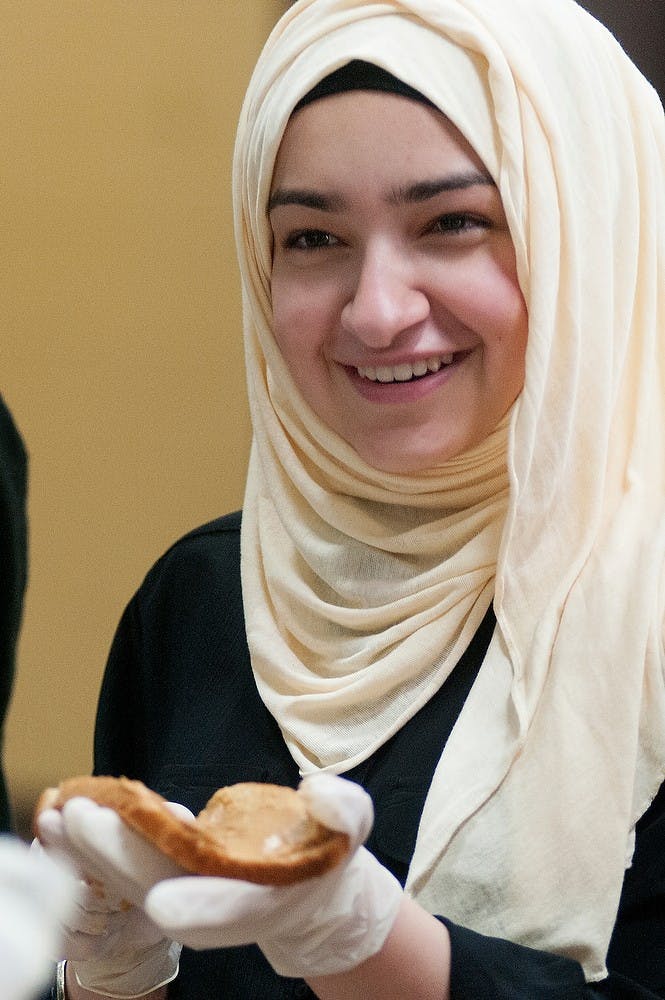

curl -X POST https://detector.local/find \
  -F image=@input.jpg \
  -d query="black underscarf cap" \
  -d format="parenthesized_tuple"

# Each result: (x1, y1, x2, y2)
(293, 59, 436, 113)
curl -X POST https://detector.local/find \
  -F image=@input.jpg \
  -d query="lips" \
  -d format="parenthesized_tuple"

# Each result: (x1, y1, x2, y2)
(346, 350, 470, 405)
(356, 354, 455, 383)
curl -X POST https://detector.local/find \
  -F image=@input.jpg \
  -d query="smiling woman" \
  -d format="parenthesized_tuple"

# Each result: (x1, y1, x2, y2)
(269, 77, 527, 472)
(34, 2, 665, 999)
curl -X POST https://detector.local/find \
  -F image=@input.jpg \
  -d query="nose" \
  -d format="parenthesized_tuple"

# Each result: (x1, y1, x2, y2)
(340, 242, 429, 347)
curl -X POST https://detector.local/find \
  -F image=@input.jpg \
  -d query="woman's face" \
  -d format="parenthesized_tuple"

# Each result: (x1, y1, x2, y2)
(269, 91, 528, 473)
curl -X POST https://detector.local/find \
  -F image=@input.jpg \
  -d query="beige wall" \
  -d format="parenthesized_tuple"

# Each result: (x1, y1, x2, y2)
(3, 1, 280, 835)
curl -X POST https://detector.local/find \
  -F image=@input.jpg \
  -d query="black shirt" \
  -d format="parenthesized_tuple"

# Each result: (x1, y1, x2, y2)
(89, 511, 665, 999)
(0, 396, 28, 833)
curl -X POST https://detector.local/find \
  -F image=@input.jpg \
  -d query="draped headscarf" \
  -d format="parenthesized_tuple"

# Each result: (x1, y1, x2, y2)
(232, 0, 665, 980)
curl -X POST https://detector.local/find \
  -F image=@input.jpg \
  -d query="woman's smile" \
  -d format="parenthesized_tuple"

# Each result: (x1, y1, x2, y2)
(346, 350, 472, 404)
(269, 90, 528, 473)
(355, 354, 454, 382)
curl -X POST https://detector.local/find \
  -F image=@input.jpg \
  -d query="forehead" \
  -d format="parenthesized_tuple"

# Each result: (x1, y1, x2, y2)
(271, 90, 488, 192)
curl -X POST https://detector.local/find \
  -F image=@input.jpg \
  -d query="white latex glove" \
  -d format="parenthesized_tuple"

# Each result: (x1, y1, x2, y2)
(0, 835, 75, 1000)
(37, 798, 188, 998)
(145, 774, 404, 979)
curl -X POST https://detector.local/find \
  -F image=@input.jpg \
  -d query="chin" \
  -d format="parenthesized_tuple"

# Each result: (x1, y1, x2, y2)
(355, 443, 464, 476)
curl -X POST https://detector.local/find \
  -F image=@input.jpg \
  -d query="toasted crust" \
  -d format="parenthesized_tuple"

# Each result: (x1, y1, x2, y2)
(33, 776, 349, 885)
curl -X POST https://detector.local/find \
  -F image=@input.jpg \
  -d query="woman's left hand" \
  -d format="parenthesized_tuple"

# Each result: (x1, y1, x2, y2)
(144, 773, 404, 979)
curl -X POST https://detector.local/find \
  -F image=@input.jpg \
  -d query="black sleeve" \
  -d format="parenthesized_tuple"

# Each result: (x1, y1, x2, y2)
(93, 597, 144, 778)
(91, 510, 292, 805)
(441, 782, 665, 1000)
(93, 512, 252, 782)
(0, 396, 28, 833)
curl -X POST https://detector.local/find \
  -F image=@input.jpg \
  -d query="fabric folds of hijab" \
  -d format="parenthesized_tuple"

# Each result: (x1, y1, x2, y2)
(232, 0, 665, 981)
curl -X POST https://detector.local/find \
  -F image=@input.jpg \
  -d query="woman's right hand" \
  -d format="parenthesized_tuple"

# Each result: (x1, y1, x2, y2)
(36, 798, 186, 998)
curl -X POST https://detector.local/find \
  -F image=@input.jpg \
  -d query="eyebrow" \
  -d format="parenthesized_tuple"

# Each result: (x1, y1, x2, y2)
(389, 170, 495, 205)
(267, 188, 345, 213)
(267, 170, 495, 214)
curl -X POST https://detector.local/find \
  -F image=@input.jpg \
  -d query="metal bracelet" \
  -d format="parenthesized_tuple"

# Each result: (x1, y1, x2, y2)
(54, 960, 67, 1000)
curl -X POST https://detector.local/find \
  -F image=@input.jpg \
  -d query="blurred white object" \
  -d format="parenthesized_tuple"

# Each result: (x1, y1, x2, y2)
(0, 835, 75, 1000)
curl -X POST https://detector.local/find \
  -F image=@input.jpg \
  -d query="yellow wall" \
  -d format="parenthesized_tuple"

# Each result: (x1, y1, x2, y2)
(2, 1, 280, 834)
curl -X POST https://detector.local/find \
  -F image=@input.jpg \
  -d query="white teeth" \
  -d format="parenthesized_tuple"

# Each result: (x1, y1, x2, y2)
(357, 354, 455, 382)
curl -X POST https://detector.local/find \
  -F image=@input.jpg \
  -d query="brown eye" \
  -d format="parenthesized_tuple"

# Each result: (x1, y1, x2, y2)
(429, 213, 489, 234)
(285, 229, 339, 250)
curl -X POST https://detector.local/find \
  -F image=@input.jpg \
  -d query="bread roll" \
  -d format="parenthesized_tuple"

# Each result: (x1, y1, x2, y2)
(34, 776, 350, 885)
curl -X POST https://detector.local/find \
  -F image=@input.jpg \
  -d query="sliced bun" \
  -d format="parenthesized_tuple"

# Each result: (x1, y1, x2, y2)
(34, 775, 350, 885)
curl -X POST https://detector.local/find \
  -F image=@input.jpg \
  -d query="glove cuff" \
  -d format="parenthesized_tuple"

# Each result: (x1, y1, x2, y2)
(72, 939, 182, 998)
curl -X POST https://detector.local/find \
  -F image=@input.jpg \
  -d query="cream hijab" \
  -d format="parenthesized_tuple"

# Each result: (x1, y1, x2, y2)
(232, 0, 665, 981)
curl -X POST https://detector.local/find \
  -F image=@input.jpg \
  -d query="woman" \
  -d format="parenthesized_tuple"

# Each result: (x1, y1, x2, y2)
(38, 0, 665, 997)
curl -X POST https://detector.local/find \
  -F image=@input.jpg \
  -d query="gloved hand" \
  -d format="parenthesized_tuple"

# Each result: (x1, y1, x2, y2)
(36, 798, 187, 998)
(144, 774, 404, 979)
(0, 835, 75, 1000)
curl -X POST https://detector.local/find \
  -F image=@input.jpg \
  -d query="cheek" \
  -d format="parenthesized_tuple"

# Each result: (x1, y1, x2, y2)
(495, 278, 529, 364)
(271, 285, 305, 370)
(270, 289, 330, 414)
(493, 249, 529, 345)
(464, 260, 527, 356)
(487, 289, 529, 402)
(271, 278, 338, 366)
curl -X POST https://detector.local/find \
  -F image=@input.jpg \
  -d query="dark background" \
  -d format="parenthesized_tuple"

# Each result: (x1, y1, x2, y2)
(581, 0, 663, 97)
